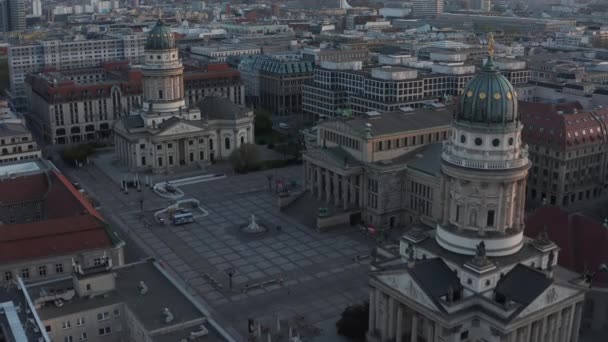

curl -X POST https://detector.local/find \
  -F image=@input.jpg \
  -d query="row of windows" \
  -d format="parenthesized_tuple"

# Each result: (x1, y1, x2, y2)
(57, 326, 113, 342)
(0, 136, 29, 145)
(459, 134, 515, 147)
(322, 130, 361, 151)
(4, 263, 64, 281)
(454, 205, 496, 228)
(0, 153, 39, 164)
(374, 131, 448, 152)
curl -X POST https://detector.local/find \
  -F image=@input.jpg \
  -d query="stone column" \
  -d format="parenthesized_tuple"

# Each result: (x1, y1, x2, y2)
(496, 182, 505, 232)
(387, 297, 395, 339)
(375, 288, 382, 334)
(425, 319, 433, 342)
(540, 316, 548, 342)
(553, 310, 563, 342)
(530, 321, 538, 342)
(380, 294, 388, 341)
(350, 176, 356, 205)
(325, 170, 331, 204)
(334, 173, 340, 206)
(302, 160, 308, 191)
(514, 180, 526, 230)
(434, 323, 441, 342)
(396, 305, 403, 342)
(441, 177, 450, 225)
(317, 167, 322, 200)
(359, 176, 365, 208)
(368, 289, 376, 333)
(563, 306, 574, 342)
(524, 323, 532, 342)
(547, 314, 555, 342)
(342, 176, 349, 210)
(571, 303, 583, 342)
(410, 314, 418, 342)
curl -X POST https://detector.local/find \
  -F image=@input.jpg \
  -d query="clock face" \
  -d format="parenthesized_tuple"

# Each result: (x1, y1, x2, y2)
(479, 92, 486, 100)
(493, 93, 501, 100)
(467, 91, 473, 97)
(506, 92, 512, 100)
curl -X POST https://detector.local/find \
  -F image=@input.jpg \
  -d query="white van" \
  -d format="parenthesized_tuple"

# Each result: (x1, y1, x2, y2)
(279, 123, 290, 130)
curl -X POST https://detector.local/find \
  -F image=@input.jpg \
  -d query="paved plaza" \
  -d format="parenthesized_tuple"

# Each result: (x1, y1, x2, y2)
(63, 155, 374, 340)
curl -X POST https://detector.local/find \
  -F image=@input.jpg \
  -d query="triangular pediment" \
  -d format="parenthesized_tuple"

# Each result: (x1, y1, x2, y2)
(377, 272, 439, 312)
(517, 284, 582, 318)
(157, 121, 203, 136)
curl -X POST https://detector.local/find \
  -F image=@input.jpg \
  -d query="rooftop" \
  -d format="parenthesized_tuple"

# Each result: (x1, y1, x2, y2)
(0, 165, 113, 264)
(28, 260, 226, 340)
(329, 106, 453, 138)
(0, 281, 48, 342)
(525, 206, 608, 286)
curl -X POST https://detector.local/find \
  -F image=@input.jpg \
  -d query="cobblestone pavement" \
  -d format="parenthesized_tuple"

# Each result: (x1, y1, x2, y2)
(65, 161, 373, 339)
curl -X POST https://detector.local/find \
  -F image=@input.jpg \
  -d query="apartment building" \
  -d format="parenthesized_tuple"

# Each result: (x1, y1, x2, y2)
(520, 101, 608, 208)
(0, 98, 41, 164)
(8, 33, 146, 111)
(27, 59, 244, 145)
(412, 0, 443, 18)
(302, 61, 472, 120)
(0, 160, 124, 286)
(239, 54, 314, 116)
(27, 61, 142, 145)
(27, 259, 228, 342)
(184, 62, 245, 106)
(303, 57, 530, 120)
(190, 44, 261, 63)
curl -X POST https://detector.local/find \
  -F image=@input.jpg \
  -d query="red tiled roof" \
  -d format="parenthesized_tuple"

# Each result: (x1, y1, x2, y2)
(520, 101, 608, 151)
(0, 215, 111, 263)
(50, 170, 104, 222)
(525, 206, 608, 286)
(0, 173, 48, 204)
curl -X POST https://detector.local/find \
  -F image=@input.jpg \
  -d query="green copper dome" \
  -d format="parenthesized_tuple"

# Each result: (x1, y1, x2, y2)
(457, 58, 519, 125)
(146, 20, 175, 50)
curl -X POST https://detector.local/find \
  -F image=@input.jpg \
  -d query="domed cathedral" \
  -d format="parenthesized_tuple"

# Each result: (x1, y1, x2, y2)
(438, 49, 529, 257)
(113, 21, 254, 173)
(368, 37, 587, 342)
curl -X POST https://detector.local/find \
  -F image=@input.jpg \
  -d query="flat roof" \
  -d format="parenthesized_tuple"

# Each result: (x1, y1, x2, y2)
(0, 282, 47, 342)
(0, 161, 41, 177)
(29, 261, 204, 333)
(333, 106, 453, 138)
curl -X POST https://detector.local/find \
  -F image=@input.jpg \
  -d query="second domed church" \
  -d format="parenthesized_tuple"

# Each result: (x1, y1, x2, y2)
(113, 21, 254, 173)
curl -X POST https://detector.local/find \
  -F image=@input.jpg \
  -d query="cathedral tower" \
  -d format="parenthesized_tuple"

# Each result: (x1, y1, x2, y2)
(437, 50, 530, 256)
(141, 20, 186, 115)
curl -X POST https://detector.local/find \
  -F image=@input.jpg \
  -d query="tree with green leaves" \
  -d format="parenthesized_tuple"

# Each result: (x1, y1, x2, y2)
(254, 109, 273, 136)
(336, 301, 369, 341)
(229, 143, 260, 173)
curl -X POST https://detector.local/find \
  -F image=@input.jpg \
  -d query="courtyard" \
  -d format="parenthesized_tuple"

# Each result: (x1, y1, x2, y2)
(64, 155, 374, 340)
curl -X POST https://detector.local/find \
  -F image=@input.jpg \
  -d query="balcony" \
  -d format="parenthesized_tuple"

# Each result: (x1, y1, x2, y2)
(442, 146, 528, 170)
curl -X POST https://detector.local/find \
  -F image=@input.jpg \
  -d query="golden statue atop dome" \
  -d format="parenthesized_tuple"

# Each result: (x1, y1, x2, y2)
(487, 32, 495, 58)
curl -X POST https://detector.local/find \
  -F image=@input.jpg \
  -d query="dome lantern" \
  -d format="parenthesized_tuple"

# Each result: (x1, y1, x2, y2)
(456, 34, 518, 126)
(146, 20, 176, 51)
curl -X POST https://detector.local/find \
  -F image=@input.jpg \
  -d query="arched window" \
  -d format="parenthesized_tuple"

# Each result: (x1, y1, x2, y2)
(469, 209, 478, 227)
(209, 139, 214, 150)
(225, 137, 231, 150)
(240, 136, 245, 145)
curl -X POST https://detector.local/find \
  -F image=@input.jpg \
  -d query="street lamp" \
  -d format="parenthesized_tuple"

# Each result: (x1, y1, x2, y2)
(225, 267, 236, 291)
